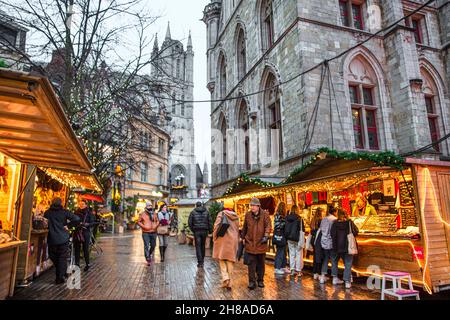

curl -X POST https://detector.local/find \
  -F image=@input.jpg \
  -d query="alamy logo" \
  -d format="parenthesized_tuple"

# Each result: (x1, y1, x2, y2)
(366, 265, 382, 290)
(66, 265, 81, 290)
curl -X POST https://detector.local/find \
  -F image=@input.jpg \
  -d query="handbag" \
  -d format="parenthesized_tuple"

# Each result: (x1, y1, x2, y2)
(236, 239, 244, 261)
(347, 220, 358, 255)
(216, 213, 230, 238)
(305, 233, 313, 251)
(272, 229, 286, 246)
(157, 225, 169, 235)
(298, 219, 305, 248)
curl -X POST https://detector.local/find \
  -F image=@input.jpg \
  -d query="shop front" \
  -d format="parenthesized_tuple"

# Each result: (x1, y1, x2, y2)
(0, 69, 102, 298)
(214, 149, 450, 294)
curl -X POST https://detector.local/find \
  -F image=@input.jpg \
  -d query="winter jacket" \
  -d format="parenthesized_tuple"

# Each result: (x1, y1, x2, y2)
(212, 210, 240, 262)
(74, 207, 95, 237)
(312, 228, 324, 263)
(320, 214, 337, 250)
(284, 213, 305, 242)
(242, 208, 272, 254)
(138, 210, 159, 233)
(188, 207, 212, 233)
(273, 214, 286, 232)
(44, 204, 80, 246)
(331, 219, 359, 254)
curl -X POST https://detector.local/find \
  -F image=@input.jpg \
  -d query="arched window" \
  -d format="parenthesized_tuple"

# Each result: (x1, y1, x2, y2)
(261, 0, 274, 50)
(237, 99, 250, 170)
(263, 71, 282, 158)
(346, 56, 380, 150)
(171, 165, 186, 186)
(236, 28, 246, 81)
(219, 53, 227, 98)
(421, 68, 442, 152)
(219, 114, 228, 180)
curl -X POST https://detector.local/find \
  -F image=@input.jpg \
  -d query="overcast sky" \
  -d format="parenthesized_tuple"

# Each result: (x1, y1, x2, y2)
(150, 0, 211, 175)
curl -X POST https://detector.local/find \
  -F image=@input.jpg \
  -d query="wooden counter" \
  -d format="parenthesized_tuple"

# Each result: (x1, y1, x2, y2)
(0, 240, 26, 299)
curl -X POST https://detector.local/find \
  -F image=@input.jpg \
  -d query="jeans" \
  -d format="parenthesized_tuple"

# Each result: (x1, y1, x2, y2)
(48, 243, 68, 281)
(194, 230, 208, 264)
(74, 233, 90, 266)
(142, 232, 157, 261)
(321, 249, 338, 276)
(158, 234, 169, 247)
(288, 240, 304, 272)
(337, 253, 354, 282)
(274, 245, 287, 269)
(247, 253, 266, 284)
(219, 260, 235, 283)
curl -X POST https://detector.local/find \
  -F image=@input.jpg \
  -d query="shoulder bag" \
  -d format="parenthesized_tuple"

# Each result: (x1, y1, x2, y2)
(347, 220, 358, 255)
(216, 212, 230, 237)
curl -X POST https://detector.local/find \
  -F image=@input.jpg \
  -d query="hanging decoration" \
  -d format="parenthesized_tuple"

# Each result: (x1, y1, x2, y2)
(222, 173, 278, 197)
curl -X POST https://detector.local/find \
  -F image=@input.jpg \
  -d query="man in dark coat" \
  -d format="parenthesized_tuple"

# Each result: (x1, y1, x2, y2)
(188, 201, 211, 268)
(44, 197, 80, 284)
(242, 197, 272, 290)
(73, 200, 95, 271)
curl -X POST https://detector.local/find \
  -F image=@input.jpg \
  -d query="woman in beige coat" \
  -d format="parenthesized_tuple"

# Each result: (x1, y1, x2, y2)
(212, 207, 240, 290)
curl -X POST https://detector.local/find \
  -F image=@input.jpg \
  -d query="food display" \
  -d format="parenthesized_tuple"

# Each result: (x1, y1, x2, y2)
(359, 214, 398, 233)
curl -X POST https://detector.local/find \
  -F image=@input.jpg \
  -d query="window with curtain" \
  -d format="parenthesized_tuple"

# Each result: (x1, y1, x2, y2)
(140, 162, 148, 182)
(339, 0, 365, 30)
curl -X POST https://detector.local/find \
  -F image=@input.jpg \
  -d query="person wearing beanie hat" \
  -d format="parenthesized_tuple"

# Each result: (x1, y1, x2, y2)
(157, 202, 173, 262)
(242, 197, 272, 290)
(137, 201, 159, 266)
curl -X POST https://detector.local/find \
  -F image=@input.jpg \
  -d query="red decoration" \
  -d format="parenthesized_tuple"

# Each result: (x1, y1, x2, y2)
(0, 166, 5, 176)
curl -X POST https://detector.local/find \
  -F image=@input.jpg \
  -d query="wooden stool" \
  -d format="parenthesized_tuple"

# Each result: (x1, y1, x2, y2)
(381, 271, 420, 300)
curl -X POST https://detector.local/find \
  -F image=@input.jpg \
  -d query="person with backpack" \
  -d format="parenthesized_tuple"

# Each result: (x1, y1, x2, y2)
(241, 197, 272, 290)
(137, 201, 159, 266)
(188, 201, 212, 268)
(212, 205, 240, 289)
(273, 202, 290, 275)
(319, 206, 339, 284)
(330, 208, 359, 288)
(285, 204, 305, 277)
(157, 203, 173, 262)
(310, 207, 324, 280)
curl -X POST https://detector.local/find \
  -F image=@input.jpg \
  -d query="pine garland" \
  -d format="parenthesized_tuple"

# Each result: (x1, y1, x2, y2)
(222, 148, 405, 196)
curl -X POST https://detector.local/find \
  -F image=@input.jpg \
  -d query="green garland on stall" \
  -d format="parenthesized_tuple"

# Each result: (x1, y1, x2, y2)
(222, 148, 405, 196)
(0, 59, 8, 68)
(223, 173, 278, 197)
(283, 147, 405, 184)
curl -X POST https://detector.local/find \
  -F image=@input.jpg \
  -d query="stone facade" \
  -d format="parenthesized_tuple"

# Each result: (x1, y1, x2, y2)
(203, 0, 450, 198)
(0, 12, 28, 71)
(151, 23, 197, 199)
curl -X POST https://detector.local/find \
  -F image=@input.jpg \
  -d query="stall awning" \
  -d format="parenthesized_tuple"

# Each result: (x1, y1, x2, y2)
(0, 68, 102, 192)
(79, 193, 105, 203)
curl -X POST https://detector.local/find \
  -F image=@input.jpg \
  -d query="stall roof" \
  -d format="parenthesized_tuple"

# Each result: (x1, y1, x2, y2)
(173, 198, 210, 207)
(0, 68, 102, 192)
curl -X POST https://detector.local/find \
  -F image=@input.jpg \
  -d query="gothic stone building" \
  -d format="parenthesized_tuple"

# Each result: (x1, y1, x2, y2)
(203, 0, 450, 198)
(151, 24, 197, 199)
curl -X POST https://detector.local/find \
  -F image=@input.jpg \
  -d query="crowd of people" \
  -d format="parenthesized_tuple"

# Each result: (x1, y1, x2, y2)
(186, 197, 359, 291)
(45, 195, 358, 290)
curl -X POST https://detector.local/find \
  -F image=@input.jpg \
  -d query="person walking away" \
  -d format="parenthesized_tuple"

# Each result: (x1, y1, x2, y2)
(157, 203, 173, 262)
(242, 197, 272, 290)
(188, 201, 212, 268)
(212, 206, 240, 289)
(285, 204, 306, 277)
(91, 209, 100, 244)
(310, 207, 324, 280)
(44, 198, 80, 284)
(319, 206, 339, 284)
(73, 200, 95, 272)
(273, 202, 289, 275)
(137, 201, 159, 266)
(331, 209, 359, 288)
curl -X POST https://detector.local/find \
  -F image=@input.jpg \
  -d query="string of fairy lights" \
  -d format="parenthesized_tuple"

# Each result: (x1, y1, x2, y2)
(41, 168, 102, 193)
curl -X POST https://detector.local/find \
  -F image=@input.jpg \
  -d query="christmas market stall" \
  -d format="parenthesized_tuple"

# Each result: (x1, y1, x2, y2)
(214, 148, 450, 294)
(0, 68, 102, 298)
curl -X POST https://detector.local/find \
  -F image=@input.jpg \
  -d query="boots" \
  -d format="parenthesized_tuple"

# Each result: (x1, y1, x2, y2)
(159, 246, 164, 262)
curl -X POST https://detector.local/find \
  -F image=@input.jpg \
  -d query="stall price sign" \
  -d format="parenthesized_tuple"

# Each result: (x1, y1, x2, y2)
(413, 246, 424, 260)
